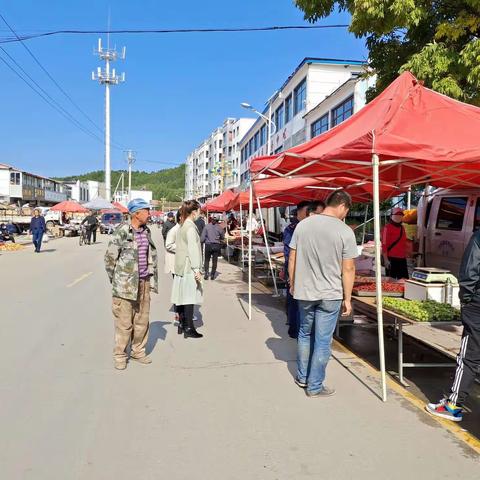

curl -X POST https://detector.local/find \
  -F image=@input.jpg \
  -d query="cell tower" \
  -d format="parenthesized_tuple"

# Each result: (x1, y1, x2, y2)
(92, 38, 126, 201)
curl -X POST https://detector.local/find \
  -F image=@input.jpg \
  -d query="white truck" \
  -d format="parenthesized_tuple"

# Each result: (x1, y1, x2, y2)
(416, 188, 478, 275)
(0, 208, 63, 233)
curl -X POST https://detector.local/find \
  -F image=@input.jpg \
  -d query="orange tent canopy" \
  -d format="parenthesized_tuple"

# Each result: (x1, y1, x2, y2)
(50, 200, 88, 213)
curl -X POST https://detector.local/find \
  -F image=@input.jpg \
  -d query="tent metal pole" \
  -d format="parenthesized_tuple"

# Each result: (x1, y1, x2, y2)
(407, 187, 412, 210)
(257, 197, 279, 297)
(361, 204, 368, 245)
(372, 153, 387, 402)
(248, 183, 253, 320)
(239, 203, 245, 272)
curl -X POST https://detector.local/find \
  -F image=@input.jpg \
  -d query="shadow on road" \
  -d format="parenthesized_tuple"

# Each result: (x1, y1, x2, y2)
(39, 249, 56, 253)
(146, 321, 169, 355)
(237, 292, 297, 380)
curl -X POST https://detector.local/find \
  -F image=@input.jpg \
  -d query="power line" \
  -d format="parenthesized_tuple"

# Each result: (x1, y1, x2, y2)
(0, 24, 350, 44)
(0, 12, 127, 150)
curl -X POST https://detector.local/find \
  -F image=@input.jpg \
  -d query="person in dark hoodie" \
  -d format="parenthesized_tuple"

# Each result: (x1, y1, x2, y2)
(162, 212, 176, 244)
(29, 208, 46, 253)
(426, 229, 480, 422)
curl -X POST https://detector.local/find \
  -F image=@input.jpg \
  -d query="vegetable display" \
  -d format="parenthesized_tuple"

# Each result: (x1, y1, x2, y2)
(383, 297, 460, 322)
(0, 243, 23, 251)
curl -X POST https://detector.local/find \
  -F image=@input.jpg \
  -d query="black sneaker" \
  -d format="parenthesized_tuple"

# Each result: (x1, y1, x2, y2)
(204, 274, 209, 280)
(294, 378, 307, 389)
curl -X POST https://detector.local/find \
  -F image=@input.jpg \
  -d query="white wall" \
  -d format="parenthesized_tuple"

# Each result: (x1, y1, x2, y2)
(0, 169, 10, 198)
(130, 190, 153, 203)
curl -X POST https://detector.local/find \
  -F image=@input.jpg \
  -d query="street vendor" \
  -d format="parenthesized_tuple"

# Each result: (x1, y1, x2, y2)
(382, 207, 408, 279)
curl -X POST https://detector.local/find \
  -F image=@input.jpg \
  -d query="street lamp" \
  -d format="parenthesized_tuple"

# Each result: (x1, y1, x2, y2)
(241, 101, 277, 156)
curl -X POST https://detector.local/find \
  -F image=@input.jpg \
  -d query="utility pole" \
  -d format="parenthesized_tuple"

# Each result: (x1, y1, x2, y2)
(92, 38, 125, 201)
(125, 149, 136, 201)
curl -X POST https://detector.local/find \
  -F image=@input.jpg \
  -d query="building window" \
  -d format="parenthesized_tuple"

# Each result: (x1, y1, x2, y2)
(275, 103, 285, 130)
(331, 96, 354, 127)
(285, 94, 292, 123)
(294, 78, 307, 115)
(254, 131, 260, 151)
(260, 124, 266, 146)
(10, 172, 20, 185)
(311, 113, 329, 138)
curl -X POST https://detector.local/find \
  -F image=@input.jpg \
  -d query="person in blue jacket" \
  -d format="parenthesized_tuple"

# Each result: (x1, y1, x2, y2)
(29, 208, 46, 253)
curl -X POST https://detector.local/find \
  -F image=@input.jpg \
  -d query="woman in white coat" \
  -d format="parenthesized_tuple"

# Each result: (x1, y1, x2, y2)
(171, 200, 204, 339)
(164, 211, 181, 276)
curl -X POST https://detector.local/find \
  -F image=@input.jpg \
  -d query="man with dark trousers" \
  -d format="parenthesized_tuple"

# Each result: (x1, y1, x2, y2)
(200, 216, 225, 280)
(81, 211, 99, 244)
(162, 212, 176, 244)
(426, 230, 480, 422)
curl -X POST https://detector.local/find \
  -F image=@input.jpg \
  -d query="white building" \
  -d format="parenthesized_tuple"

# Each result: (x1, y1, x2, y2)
(0, 163, 67, 206)
(239, 57, 367, 184)
(64, 179, 107, 203)
(304, 74, 377, 141)
(185, 117, 255, 201)
(113, 189, 153, 206)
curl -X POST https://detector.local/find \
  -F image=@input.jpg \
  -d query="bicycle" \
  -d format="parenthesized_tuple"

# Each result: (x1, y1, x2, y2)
(79, 225, 88, 246)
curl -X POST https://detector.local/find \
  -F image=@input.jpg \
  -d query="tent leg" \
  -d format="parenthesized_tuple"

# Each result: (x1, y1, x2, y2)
(361, 204, 368, 245)
(240, 203, 245, 272)
(248, 183, 253, 320)
(372, 153, 387, 402)
(257, 197, 279, 297)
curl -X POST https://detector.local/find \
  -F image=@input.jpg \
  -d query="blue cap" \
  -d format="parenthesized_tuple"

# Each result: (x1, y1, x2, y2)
(128, 198, 150, 214)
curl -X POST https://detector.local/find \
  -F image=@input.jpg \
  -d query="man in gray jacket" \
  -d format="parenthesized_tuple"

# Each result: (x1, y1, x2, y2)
(200, 216, 225, 280)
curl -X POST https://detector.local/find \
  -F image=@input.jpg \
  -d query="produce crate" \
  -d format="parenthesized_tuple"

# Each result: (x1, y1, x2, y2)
(353, 290, 403, 297)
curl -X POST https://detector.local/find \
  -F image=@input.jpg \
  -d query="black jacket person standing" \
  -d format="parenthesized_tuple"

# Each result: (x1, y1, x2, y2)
(426, 230, 480, 422)
(81, 212, 99, 244)
(200, 217, 224, 280)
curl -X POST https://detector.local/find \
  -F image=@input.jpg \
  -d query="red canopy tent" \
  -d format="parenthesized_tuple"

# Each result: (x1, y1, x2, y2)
(112, 202, 128, 213)
(248, 72, 480, 402)
(203, 189, 237, 212)
(251, 71, 480, 189)
(50, 200, 88, 213)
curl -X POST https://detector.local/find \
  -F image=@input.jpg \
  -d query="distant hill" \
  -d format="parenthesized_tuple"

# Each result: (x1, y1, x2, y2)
(56, 164, 185, 201)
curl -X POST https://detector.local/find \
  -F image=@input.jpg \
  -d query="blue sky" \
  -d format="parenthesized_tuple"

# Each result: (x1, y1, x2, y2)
(0, 1, 366, 177)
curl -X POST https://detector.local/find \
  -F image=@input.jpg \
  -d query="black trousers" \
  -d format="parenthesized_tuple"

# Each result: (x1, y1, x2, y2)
(204, 243, 221, 276)
(387, 257, 408, 279)
(87, 226, 97, 244)
(177, 304, 194, 329)
(448, 297, 480, 406)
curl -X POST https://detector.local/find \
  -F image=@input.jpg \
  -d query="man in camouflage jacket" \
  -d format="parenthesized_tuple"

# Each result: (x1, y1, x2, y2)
(104, 198, 158, 370)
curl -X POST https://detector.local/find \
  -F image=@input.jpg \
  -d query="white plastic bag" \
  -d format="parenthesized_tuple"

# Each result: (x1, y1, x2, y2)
(43, 234, 49, 243)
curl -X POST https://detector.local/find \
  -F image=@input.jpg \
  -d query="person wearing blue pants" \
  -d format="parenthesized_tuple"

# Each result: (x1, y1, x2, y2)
(29, 209, 46, 253)
(288, 191, 357, 397)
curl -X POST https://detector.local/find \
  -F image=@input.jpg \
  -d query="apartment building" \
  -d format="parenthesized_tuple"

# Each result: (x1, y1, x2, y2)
(239, 57, 367, 184)
(185, 117, 255, 201)
(0, 163, 67, 206)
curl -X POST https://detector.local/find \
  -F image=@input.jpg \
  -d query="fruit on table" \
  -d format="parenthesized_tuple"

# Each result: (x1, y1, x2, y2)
(0, 243, 23, 251)
(355, 282, 404, 293)
(383, 297, 460, 322)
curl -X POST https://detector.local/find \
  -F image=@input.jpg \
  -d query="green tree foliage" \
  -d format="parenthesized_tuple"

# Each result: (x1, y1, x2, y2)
(56, 164, 185, 201)
(295, 0, 480, 104)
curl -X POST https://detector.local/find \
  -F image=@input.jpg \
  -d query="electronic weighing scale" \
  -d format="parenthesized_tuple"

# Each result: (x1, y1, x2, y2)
(411, 267, 458, 284)
(406, 267, 460, 308)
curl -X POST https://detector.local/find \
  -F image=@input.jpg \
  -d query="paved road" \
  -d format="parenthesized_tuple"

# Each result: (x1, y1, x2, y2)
(0, 230, 478, 479)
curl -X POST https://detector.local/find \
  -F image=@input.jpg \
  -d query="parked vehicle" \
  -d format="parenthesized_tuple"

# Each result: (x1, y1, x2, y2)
(417, 188, 479, 275)
(100, 211, 123, 234)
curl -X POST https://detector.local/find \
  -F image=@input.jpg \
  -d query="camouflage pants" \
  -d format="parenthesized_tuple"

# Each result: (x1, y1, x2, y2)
(112, 279, 150, 362)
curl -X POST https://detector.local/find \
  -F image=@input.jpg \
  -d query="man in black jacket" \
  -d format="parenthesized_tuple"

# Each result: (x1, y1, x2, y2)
(81, 211, 99, 244)
(162, 212, 176, 244)
(426, 230, 480, 422)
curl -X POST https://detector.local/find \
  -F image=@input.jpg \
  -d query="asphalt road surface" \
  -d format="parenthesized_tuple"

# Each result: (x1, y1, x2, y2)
(0, 230, 478, 479)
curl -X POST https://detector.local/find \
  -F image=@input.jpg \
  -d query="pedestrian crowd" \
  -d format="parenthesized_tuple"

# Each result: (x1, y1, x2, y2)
(101, 194, 480, 422)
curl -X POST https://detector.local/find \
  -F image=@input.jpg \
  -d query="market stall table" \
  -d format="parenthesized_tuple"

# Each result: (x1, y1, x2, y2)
(350, 297, 459, 386)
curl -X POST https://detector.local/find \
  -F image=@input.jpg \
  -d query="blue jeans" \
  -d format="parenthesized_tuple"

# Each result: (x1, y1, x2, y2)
(32, 231, 44, 252)
(297, 299, 342, 394)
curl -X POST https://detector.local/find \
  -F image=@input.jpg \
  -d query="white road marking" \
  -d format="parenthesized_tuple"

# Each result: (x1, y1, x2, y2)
(66, 271, 93, 288)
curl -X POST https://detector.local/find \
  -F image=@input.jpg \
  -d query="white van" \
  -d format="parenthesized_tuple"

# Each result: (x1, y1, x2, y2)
(417, 188, 479, 275)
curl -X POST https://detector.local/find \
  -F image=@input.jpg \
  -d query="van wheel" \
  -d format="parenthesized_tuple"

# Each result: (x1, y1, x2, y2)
(46, 221, 54, 233)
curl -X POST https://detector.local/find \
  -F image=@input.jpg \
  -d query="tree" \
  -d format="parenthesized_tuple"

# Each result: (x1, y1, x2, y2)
(295, 1, 480, 104)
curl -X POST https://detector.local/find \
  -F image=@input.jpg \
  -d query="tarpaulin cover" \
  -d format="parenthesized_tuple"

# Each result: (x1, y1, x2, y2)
(250, 72, 480, 189)
(203, 189, 237, 212)
(50, 201, 88, 213)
